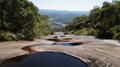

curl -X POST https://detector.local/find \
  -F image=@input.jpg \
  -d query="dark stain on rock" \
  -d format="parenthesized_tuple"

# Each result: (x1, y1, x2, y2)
(21, 45, 37, 53)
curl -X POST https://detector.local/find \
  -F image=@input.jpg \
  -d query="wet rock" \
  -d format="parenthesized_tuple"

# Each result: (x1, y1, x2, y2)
(69, 41, 83, 46)
(21, 45, 37, 53)
(47, 38, 60, 42)
(51, 43, 58, 45)
(47, 37, 73, 42)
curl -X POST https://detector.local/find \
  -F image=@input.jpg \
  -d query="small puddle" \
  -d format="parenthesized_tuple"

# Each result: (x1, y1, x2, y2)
(0, 52, 88, 67)
(58, 42, 83, 46)
(58, 42, 73, 46)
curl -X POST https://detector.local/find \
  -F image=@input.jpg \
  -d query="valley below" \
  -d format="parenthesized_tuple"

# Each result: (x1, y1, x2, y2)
(40, 9, 89, 31)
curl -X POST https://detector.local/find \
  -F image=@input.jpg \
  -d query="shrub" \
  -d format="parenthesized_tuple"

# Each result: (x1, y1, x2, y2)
(0, 31, 17, 41)
(113, 33, 120, 40)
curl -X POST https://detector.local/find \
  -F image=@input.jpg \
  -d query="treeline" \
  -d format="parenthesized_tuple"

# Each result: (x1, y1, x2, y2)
(63, 1, 120, 39)
(0, 0, 54, 41)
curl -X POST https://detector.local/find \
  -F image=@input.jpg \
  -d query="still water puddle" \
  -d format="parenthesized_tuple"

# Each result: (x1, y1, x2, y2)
(58, 42, 73, 46)
(58, 42, 82, 46)
(0, 52, 88, 67)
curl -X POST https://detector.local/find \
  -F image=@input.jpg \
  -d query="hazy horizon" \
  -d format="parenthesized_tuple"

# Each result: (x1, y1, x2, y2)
(40, 9, 90, 12)
(29, 0, 112, 11)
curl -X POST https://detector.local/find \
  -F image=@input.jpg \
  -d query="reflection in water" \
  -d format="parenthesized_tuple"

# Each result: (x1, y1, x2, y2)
(0, 52, 88, 67)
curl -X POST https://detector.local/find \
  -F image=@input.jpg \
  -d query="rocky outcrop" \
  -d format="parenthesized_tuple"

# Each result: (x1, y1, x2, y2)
(0, 36, 120, 67)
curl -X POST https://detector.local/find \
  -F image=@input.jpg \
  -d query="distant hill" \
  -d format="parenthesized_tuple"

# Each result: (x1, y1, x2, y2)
(39, 9, 89, 31)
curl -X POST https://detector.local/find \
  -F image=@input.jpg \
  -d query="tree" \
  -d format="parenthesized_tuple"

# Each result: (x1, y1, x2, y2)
(63, 1, 120, 39)
(0, 0, 54, 41)
(102, 1, 111, 8)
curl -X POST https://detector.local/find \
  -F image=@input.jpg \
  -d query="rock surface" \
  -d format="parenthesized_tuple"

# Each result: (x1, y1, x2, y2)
(0, 36, 120, 67)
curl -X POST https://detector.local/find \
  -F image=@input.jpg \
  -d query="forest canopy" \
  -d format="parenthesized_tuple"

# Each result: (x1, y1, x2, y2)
(0, 0, 54, 41)
(63, 1, 120, 39)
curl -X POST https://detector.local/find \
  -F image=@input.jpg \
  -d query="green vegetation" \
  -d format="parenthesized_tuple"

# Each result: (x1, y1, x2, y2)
(63, 1, 120, 39)
(0, 0, 54, 41)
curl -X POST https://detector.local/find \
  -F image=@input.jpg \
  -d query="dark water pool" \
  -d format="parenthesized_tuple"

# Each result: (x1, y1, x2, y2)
(58, 42, 82, 46)
(58, 42, 73, 46)
(0, 52, 88, 67)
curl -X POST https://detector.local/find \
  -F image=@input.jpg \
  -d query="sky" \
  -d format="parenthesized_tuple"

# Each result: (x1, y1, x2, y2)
(29, 0, 112, 11)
